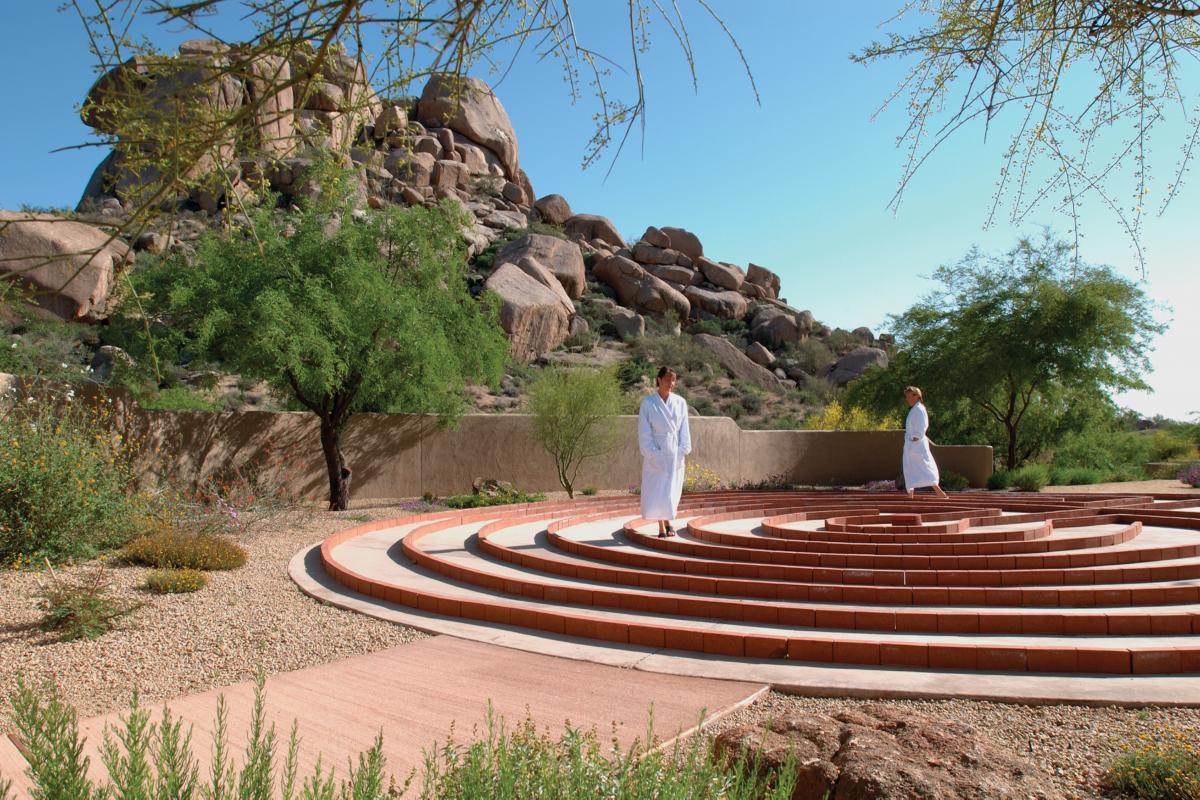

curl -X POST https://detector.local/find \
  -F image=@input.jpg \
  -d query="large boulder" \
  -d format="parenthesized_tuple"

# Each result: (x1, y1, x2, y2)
(692, 333, 777, 391)
(744, 341, 775, 367)
(494, 234, 586, 299)
(659, 226, 703, 261)
(417, 75, 519, 179)
(593, 254, 690, 321)
(512, 257, 575, 315)
(826, 346, 889, 386)
(0, 212, 133, 322)
(485, 262, 571, 360)
(695, 257, 744, 291)
(640, 226, 671, 249)
(563, 214, 624, 249)
(746, 262, 781, 299)
(750, 305, 804, 348)
(714, 705, 1064, 800)
(631, 242, 679, 266)
(643, 262, 697, 287)
(534, 194, 573, 225)
(244, 53, 297, 157)
(609, 306, 646, 341)
(683, 286, 748, 320)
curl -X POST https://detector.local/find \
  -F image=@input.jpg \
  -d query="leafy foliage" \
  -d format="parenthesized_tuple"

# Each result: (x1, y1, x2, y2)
(442, 487, 546, 509)
(0, 386, 141, 564)
(846, 233, 1164, 469)
(939, 470, 970, 492)
(803, 400, 900, 431)
(128, 164, 508, 509)
(527, 368, 623, 498)
(1105, 725, 1200, 800)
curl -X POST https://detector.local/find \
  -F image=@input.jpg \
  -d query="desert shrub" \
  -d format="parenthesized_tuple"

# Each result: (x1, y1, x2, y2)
(134, 386, 224, 411)
(562, 330, 599, 352)
(740, 390, 764, 413)
(687, 319, 723, 337)
(721, 317, 749, 337)
(782, 339, 835, 374)
(794, 376, 837, 405)
(527, 367, 622, 498)
(734, 474, 791, 491)
(1008, 464, 1050, 491)
(580, 487, 598, 496)
(644, 310, 682, 337)
(1180, 464, 1200, 488)
(766, 414, 804, 430)
(1054, 427, 1196, 472)
(0, 318, 93, 382)
(865, 479, 897, 492)
(683, 462, 726, 493)
(723, 402, 746, 420)
(0, 386, 142, 564)
(1105, 725, 1200, 800)
(803, 401, 899, 431)
(939, 471, 970, 491)
(443, 487, 546, 508)
(122, 529, 247, 571)
(689, 397, 717, 416)
(632, 334, 718, 375)
(987, 470, 1013, 490)
(823, 328, 858, 355)
(37, 566, 138, 642)
(616, 355, 656, 390)
(143, 567, 208, 594)
(1049, 466, 1107, 486)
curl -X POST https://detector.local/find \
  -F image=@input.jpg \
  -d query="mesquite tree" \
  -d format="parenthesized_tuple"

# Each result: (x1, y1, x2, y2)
(134, 166, 508, 508)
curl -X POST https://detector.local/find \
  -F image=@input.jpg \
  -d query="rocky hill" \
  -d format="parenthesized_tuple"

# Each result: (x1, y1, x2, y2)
(0, 39, 891, 426)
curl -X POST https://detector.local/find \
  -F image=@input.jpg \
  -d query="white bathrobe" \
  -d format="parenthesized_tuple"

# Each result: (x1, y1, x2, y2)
(638, 391, 692, 520)
(903, 401, 940, 489)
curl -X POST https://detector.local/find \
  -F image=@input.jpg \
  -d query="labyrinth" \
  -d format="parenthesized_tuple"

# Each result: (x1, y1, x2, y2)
(319, 490, 1200, 675)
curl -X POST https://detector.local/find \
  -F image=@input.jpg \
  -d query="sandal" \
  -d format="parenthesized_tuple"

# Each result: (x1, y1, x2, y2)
(657, 530, 669, 538)
(665, 523, 676, 537)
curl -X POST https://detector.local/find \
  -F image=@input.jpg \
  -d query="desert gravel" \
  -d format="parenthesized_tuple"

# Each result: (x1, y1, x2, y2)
(0, 503, 429, 734)
(712, 691, 1200, 800)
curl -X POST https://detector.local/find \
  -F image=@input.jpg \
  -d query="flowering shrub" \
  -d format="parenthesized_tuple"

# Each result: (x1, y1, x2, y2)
(1179, 463, 1200, 489)
(1105, 725, 1200, 799)
(143, 567, 208, 594)
(802, 401, 901, 431)
(122, 528, 247, 571)
(864, 479, 897, 492)
(683, 462, 726, 493)
(0, 385, 142, 564)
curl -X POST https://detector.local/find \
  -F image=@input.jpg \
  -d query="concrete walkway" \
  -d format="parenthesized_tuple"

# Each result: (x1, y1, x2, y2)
(0, 636, 764, 797)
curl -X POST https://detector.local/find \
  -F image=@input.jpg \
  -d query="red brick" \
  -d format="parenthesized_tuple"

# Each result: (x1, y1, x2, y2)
(976, 647, 1028, 672)
(787, 638, 834, 663)
(880, 643, 929, 668)
(928, 645, 978, 670)
(1027, 647, 1078, 673)
(833, 640, 881, 665)
(1132, 650, 1183, 675)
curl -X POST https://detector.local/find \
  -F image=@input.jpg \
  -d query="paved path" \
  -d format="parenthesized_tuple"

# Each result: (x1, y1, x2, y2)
(0, 636, 764, 796)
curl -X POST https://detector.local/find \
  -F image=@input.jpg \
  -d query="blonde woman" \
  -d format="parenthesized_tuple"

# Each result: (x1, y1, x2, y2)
(903, 386, 948, 499)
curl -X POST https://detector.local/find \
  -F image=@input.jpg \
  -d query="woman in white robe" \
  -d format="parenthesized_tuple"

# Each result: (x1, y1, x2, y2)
(903, 386, 947, 498)
(638, 367, 692, 537)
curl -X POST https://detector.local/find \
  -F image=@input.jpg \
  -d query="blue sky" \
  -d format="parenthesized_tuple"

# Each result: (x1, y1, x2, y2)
(1, 2, 1194, 419)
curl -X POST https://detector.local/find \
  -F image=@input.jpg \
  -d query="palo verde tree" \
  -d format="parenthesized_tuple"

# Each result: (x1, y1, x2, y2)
(856, 2, 1200, 265)
(527, 367, 623, 498)
(845, 231, 1164, 470)
(132, 164, 509, 509)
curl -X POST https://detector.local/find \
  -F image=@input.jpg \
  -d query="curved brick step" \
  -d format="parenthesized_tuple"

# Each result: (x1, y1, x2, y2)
(319, 491, 1200, 675)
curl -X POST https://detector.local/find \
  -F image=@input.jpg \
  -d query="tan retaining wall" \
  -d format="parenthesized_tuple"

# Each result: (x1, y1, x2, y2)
(2, 376, 993, 496)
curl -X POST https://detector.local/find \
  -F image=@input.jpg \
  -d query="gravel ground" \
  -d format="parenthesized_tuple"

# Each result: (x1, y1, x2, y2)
(712, 691, 1200, 800)
(0, 502, 429, 734)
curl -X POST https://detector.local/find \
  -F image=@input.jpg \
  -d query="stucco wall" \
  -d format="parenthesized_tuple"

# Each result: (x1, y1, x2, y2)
(2, 375, 993, 496)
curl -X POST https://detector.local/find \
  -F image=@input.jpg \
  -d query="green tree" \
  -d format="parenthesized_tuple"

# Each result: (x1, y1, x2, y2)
(527, 367, 622, 498)
(845, 232, 1165, 469)
(856, 2, 1200, 263)
(133, 166, 508, 509)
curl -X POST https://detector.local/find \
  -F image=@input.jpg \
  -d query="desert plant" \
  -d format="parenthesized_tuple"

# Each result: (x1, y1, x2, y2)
(865, 479, 897, 492)
(134, 386, 224, 412)
(616, 355, 656, 390)
(683, 462, 726, 493)
(1008, 464, 1050, 492)
(562, 329, 599, 352)
(632, 334, 719, 375)
(442, 487, 546, 509)
(122, 529, 247, 571)
(782, 339, 835, 374)
(143, 567, 208, 594)
(37, 564, 139, 642)
(1105, 725, 1200, 800)
(803, 401, 900, 431)
(0, 386, 142, 563)
(527, 368, 623, 498)
(580, 487, 598, 496)
(938, 471, 970, 491)
(987, 470, 1013, 490)
(1049, 466, 1107, 486)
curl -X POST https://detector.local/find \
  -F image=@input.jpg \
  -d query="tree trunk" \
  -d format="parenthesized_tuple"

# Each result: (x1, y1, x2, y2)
(1005, 421, 1018, 471)
(320, 418, 349, 511)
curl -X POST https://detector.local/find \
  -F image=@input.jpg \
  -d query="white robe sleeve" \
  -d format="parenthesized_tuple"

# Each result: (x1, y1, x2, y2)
(677, 396, 692, 457)
(637, 397, 656, 457)
(905, 403, 928, 442)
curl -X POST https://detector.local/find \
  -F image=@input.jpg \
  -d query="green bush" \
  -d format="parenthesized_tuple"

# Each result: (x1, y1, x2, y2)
(987, 470, 1013, 490)
(1009, 464, 1050, 491)
(0, 387, 142, 564)
(122, 529, 247, 570)
(1105, 725, 1200, 799)
(443, 487, 546, 508)
(580, 487, 598, 496)
(0, 318, 92, 382)
(687, 319, 723, 336)
(781, 339, 835, 374)
(527, 367, 621, 498)
(143, 567, 208, 594)
(632, 334, 719, 375)
(616, 355, 656, 390)
(1048, 466, 1106, 486)
(135, 386, 224, 411)
(562, 330, 599, 352)
(37, 566, 138, 642)
(939, 471, 970, 491)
